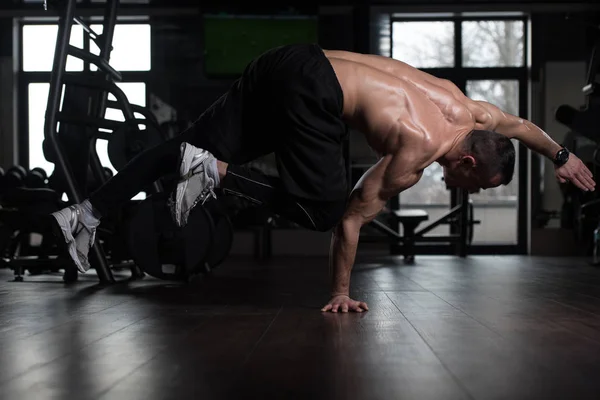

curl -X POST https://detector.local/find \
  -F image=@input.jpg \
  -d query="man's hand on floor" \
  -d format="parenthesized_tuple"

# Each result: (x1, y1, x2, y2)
(321, 295, 369, 313)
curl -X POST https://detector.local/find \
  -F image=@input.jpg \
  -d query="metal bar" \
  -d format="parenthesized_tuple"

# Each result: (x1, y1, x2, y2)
(106, 101, 161, 130)
(43, 0, 114, 284)
(368, 219, 403, 241)
(414, 204, 462, 236)
(44, 0, 78, 204)
(62, 74, 128, 109)
(86, 0, 120, 283)
(56, 112, 150, 132)
(73, 14, 100, 42)
(361, 233, 460, 244)
(457, 189, 469, 257)
(1, 6, 199, 18)
(68, 45, 122, 81)
(87, 0, 120, 193)
(415, 235, 460, 243)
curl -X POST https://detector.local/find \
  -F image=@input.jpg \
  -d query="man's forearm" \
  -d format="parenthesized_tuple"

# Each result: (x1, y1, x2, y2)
(329, 219, 361, 296)
(516, 120, 562, 160)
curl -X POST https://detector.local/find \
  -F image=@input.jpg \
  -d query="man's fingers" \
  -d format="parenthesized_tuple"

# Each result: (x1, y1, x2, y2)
(322, 299, 370, 313)
(571, 175, 588, 191)
(581, 173, 596, 190)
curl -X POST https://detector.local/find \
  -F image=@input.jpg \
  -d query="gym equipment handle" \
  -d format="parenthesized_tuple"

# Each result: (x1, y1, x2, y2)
(68, 45, 122, 82)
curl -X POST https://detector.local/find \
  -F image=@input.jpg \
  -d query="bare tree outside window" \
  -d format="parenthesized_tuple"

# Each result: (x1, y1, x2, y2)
(462, 21, 524, 68)
(391, 21, 454, 68)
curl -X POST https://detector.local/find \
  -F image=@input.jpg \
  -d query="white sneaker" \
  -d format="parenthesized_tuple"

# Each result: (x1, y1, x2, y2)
(171, 142, 217, 227)
(51, 204, 99, 273)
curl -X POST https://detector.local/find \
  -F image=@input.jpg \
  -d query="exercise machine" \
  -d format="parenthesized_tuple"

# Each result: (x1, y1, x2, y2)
(0, 0, 234, 283)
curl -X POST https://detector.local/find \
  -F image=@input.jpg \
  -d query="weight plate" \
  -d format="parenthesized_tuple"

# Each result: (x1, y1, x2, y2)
(127, 192, 213, 281)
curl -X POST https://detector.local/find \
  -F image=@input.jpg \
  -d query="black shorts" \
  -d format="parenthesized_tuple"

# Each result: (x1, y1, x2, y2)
(187, 43, 348, 202)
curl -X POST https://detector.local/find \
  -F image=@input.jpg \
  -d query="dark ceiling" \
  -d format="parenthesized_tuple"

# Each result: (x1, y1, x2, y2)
(2, 0, 600, 12)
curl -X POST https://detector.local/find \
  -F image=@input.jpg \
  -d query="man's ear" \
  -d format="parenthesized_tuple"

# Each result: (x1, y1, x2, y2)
(460, 155, 477, 168)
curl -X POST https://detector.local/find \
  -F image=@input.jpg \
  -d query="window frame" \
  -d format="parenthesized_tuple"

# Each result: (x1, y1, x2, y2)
(388, 13, 530, 254)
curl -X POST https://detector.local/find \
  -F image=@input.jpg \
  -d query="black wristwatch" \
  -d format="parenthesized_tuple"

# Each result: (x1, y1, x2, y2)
(553, 147, 570, 166)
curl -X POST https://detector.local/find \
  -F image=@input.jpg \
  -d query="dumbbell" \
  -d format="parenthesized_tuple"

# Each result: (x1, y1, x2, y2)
(3, 165, 27, 191)
(25, 167, 48, 188)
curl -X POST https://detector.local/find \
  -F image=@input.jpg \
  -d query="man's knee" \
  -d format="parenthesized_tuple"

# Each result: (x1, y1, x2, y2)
(312, 200, 347, 232)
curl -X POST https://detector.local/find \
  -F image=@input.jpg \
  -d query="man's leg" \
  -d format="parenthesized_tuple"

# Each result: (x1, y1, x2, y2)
(49, 100, 231, 273)
(217, 162, 347, 232)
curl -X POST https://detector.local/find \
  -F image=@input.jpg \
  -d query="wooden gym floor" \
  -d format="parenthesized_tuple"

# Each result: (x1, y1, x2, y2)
(1, 254, 600, 400)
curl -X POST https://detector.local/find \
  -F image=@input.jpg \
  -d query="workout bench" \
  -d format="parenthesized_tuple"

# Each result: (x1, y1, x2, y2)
(367, 190, 480, 263)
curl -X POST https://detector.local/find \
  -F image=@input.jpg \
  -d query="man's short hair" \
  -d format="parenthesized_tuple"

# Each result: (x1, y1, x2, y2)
(463, 129, 515, 185)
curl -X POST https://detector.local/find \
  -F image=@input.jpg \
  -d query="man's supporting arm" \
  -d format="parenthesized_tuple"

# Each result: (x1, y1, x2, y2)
(322, 153, 424, 313)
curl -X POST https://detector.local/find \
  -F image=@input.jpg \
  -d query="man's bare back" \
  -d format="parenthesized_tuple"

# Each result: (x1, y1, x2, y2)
(325, 50, 474, 155)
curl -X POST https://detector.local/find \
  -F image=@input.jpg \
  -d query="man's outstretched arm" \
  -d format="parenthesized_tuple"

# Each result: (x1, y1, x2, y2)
(476, 101, 596, 192)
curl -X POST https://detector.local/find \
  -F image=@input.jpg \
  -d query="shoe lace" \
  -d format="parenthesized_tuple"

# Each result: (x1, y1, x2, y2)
(200, 167, 217, 205)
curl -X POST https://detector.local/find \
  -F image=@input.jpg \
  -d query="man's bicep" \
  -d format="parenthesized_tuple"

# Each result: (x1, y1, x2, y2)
(475, 101, 525, 138)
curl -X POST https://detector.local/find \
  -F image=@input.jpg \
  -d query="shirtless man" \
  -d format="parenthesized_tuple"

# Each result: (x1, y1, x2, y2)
(51, 44, 595, 313)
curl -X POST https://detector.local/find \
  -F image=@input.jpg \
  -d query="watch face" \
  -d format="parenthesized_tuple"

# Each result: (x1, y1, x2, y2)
(557, 149, 569, 164)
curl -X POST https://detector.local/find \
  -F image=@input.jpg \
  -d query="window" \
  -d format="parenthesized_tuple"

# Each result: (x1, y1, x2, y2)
(21, 22, 151, 186)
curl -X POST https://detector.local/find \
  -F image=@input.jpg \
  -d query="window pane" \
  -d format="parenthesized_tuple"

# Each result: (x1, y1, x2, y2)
(466, 79, 519, 244)
(28, 83, 55, 174)
(90, 24, 151, 71)
(467, 79, 519, 121)
(462, 20, 524, 67)
(391, 21, 454, 68)
(23, 25, 84, 72)
(401, 163, 446, 205)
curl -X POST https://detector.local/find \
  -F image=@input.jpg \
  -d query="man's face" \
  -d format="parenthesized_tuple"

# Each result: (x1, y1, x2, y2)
(442, 156, 502, 194)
